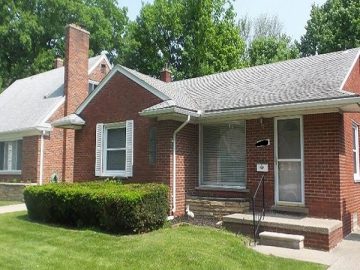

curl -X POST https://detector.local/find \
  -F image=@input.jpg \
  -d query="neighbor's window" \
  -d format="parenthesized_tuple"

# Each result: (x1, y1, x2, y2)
(148, 127, 157, 165)
(0, 140, 22, 173)
(95, 121, 134, 177)
(353, 123, 360, 181)
(201, 122, 246, 187)
(88, 80, 99, 93)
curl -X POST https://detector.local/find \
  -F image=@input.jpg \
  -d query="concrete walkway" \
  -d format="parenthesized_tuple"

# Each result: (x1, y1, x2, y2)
(0, 203, 26, 214)
(253, 230, 360, 269)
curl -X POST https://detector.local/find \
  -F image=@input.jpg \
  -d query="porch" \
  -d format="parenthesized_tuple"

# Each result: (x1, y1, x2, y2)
(223, 212, 343, 251)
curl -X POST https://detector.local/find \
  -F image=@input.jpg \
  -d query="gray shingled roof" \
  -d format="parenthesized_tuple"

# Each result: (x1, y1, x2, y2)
(136, 48, 360, 114)
(0, 55, 106, 134)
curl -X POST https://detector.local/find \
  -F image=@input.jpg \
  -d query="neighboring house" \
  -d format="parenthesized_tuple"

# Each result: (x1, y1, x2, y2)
(0, 24, 111, 184)
(1, 24, 360, 251)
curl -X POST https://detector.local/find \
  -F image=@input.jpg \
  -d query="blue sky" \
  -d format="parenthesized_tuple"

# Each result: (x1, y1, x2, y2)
(118, 0, 327, 41)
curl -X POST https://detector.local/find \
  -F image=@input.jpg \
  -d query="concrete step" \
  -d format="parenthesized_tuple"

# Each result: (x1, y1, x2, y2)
(259, 231, 304, 250)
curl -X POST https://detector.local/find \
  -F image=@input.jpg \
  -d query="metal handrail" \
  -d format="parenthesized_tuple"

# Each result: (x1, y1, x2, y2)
(252, 175, 265, 244)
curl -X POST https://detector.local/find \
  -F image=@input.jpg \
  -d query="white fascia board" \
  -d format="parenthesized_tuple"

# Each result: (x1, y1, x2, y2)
(340, 49, 360, 90)
(76, 65, 170, 114)
(0, 127, 44, 141)
(139, 106, 200, 118)
(140, 96, 360, 120)
(201, 96, 360, 119)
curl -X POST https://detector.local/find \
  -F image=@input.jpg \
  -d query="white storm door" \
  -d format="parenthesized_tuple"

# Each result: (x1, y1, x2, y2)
(275, 117, 304, 205)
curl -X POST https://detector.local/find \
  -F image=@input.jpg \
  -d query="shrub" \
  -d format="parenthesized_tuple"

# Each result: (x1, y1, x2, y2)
(24, 182, 169, 233)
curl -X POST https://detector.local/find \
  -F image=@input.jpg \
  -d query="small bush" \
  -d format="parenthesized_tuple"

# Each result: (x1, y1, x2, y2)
(24, 182, 169, 233)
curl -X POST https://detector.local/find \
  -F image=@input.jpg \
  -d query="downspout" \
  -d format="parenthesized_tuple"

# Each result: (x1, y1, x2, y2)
(170, 115, 191, 218)
(39, 131, 45, 185)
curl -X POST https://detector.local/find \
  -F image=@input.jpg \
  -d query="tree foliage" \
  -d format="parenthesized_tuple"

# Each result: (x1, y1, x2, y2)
(300, 0, 360, 56)
(248, 35, 299, 66)
(119, 0, 246, 80)
(0, 0, 128, 90)
(238, 14, 299, 66)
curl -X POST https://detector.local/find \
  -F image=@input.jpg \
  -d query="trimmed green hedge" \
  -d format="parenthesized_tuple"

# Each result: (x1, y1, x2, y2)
(24, 182, 169, 233)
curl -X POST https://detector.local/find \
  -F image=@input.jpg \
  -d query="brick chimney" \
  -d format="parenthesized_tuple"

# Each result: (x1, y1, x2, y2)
(54, 58, 64, 68)
(160, 67, 172, 83)
(64, 24, 89, 114)
(62, 24, 89, 183)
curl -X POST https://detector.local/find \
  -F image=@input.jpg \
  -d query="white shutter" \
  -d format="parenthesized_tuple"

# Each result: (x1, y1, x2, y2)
(125, 120, 134, 177)
(95, 123, 104, 176)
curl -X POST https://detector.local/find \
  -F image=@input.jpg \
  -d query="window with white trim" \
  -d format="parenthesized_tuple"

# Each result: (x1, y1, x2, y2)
(200, 122, 246, 187)
(88, 80, 99, 93)
(353, 123, 360, 181)
(0, 140, 22, 173)
(95, 121, 133, 177)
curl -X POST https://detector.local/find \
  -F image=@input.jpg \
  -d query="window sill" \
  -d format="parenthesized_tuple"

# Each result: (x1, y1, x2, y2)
(354, 174, 360, 182)
(99, 171, 127, 178)
(196, 185, 249, 192)
(0, 170, 21, 175)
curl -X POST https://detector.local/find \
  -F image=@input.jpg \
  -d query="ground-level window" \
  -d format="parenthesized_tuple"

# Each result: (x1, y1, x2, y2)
(353, 123, 360, 181)
(95, 121, 133, 178)
(200, 122, 246, 187)
(0, 140, 22, 173)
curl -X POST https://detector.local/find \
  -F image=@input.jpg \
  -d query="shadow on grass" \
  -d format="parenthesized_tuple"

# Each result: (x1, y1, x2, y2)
(15, 214, 116, 235)
(14, 214, 168, 237)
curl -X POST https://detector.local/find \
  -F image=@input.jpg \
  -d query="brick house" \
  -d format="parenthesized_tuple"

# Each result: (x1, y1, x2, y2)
(0, 24, 111, 184)
(1, 25, 360, 250)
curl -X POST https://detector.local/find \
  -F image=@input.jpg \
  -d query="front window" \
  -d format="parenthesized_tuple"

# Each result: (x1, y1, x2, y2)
(353, 123, 360, 181)
(200, 122, 246, 187)
(104, 124, 126, 173)
(0, 140, 22, 173)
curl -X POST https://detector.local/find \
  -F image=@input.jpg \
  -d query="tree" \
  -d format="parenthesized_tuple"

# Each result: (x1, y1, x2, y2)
(0, 0, 128, 91)
(300, 0, 360, 56)
(119, 0, 246, 80)
(248, 35, 299, 66)
(238, 14, 299, 66)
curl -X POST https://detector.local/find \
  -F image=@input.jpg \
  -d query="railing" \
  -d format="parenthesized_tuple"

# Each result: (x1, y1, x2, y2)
(252, 175, 265, 244)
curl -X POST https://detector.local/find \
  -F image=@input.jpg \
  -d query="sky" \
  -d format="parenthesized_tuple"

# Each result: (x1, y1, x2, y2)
(118, 0, 327, 41)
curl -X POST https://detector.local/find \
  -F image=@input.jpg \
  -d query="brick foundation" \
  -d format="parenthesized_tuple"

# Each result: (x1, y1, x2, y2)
(224, 221, 343, 251)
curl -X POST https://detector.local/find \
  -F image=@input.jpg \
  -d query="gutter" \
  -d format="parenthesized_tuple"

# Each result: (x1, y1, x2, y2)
(140, 96, 360, 120)
(39, 130, 46, 185)
(169, 115, 191, 218)
(200, 96, 360, 118)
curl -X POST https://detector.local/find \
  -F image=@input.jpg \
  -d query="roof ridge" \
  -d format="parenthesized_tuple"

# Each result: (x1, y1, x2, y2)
(13, 54, 105, 83)
(171, 47, 360, 86)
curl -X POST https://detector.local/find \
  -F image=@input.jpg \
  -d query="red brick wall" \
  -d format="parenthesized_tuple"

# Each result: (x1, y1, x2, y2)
(74, 73, 200, 215)
(42, 105, 65, 183)
(246, 118, 275, 209)
(340, 56, 360, 235)
(304, 113, 342, 219)
(74, 72, 162, 181)
(245, 113, 344, 220)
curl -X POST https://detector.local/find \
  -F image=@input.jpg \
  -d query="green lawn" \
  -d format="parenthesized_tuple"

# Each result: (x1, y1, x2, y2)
(0, 201, 22, 207)
(0, 212, 326, 270)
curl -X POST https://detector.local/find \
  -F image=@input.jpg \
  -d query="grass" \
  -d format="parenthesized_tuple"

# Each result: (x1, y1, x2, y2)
(0, 212, 326, 270)
(0, 200, 22, 207)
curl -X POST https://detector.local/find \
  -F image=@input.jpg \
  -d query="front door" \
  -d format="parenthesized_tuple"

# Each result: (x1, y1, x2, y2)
(275, 117, 304, 205)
